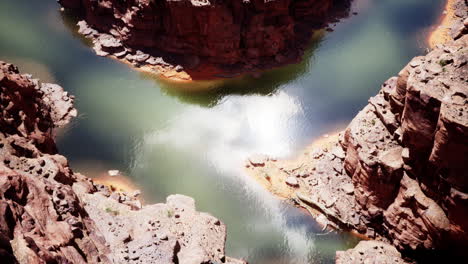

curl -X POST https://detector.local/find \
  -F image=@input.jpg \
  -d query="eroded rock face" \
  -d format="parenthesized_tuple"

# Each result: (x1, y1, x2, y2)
(342, 32, 468, 254)
(0, 61, 108, 263)
(336, 240, 409, 264)
(58, 0, 351, 74)
(247, 1, 468, 261)
(0, 61, 244, 263)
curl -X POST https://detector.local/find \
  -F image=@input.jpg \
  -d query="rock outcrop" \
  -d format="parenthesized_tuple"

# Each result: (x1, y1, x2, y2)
(247, 0, 468, 261)
(336, 240, 408, 264)
(0, 61, 244, 263)
(58, 0, 351, 80)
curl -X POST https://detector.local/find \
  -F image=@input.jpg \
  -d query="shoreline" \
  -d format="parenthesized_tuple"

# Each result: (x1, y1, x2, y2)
(60, 0, 340, 86)
(0, 60, 246, 264)
(245, 132, 342, 200)
(245, 0, 468, 259)
(246, 0, 465, 234)
(428, 0, 457, 48)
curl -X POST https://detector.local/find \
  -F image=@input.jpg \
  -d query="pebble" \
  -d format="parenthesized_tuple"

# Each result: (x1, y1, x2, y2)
(108, 170, 120, 176)
(342, 183, 355, 195)
(249, 154, 268, 167)
(325, 198, 335, 208)
(331, 146, 346, 159)
(285, 176, 299, 187)
(99, 34, 122, 48)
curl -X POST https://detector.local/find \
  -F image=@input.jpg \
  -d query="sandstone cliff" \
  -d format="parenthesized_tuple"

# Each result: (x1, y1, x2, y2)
(0, 61, 245, 264)
(58, 0, 351, 79)
(247, 0, 468, 262)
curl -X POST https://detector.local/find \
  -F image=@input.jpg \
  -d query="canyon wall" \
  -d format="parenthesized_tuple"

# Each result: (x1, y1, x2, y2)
(342, 31, 467, 254)
(247, 1, 468, 262)
(58, 0, 351, 76)
(0, 61, 244, 264)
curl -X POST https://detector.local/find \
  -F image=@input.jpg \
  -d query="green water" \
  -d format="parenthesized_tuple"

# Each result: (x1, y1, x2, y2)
(0, 0, 443, 263)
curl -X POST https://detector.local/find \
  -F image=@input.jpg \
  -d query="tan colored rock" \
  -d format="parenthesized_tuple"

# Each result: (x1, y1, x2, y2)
(336, 240, 408, 264)
(285, 176, 299, 187)
(384, 175, 450, 251)
(0, 61, 245, 264)
(342, 105, 402, 214)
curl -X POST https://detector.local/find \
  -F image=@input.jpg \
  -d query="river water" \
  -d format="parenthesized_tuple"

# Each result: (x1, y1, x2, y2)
(0, 0, 443, 263)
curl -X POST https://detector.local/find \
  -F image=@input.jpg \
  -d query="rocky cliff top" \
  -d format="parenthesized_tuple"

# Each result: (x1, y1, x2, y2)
(246, 0, 468, 262)
(0, 61, 245, 263)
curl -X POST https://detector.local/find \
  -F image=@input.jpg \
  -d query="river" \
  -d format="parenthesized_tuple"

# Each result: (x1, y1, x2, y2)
(0, 0, 443, 263)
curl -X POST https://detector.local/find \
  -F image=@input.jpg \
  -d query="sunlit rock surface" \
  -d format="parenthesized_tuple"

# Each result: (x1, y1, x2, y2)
(247, 0, 468, 261)
(336, 240, 408, 264)
(0, 61, 244, 263)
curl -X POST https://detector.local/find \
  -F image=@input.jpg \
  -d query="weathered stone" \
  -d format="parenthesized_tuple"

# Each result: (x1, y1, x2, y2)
(384, 175, 450, 251)
(59, 0, 352, 72)
(285, 176, 299, 187)
(249, 154, 268, 167)
(0, 61, 245, 264)
(341, 183, 354, 195)
(336, 240, 409, 264)
(249, 4, 468, 261)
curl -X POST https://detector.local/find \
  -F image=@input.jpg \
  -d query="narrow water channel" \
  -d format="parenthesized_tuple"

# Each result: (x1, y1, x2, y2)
(0, 0, 443, 263)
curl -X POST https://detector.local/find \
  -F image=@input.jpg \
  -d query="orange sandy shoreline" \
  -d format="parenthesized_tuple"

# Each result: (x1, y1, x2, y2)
(428, 0, 457, 48)
(246, 132, 343, 200)
(93, 174, 140, 194)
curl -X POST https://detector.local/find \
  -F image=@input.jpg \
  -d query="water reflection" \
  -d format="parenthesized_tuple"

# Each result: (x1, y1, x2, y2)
(61, 3, 325, 108)
(130, 91, 360, 263)
(0, 0, 443, 263)
(143, 32, 323, 107)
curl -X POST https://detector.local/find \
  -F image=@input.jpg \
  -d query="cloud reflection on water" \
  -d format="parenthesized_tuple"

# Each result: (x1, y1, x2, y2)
(133, 91, 320, 263)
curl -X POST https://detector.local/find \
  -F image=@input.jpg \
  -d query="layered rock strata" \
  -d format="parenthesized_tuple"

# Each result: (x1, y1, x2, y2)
(58, 0, 351, 80)
(247, 0, 468, 261)
(0, 61, 244, 264)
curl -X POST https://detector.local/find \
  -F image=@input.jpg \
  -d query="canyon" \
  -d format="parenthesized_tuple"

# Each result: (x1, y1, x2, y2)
(0, 61, 244, 263)
(58, 0, 352, 80)
(247, 0, 468, 262)
(0, 0, 467, 263)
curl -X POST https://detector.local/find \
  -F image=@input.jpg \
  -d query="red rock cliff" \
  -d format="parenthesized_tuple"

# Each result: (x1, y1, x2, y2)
(59, 0, 350, 68)
(246, 1, 468, 262)
(0, 61, 245, 263)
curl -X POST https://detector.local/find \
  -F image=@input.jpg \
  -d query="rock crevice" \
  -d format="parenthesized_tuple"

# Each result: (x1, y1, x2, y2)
(247, 1, 468, 261)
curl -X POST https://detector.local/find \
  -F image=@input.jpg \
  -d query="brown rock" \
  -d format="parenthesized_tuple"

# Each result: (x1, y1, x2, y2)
(384, 175, 450, 251)
(248, 5, 468, 261)
(0, 61, 245, 264)
(58, 0, 352, 71)
(336, 240, 409, 264)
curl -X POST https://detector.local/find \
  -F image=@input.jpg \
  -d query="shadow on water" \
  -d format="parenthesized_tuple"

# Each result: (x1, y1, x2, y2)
(59, 6, 326, 107)
(56, 0, 353, 107)
(59, 10, 94, 48)
(141, 31, 325, 107)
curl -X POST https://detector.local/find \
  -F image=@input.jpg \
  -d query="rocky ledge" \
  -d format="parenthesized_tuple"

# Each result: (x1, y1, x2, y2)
(247, 0, 468, 262)
(0, 61, 245, 263)
(58, 0, 351, 80)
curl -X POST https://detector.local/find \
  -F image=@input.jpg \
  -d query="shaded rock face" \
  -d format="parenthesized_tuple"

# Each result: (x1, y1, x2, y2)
(348, 33, 467, 249)
(246, 1, 468, 261)
(59, 0, 351, 67)
(341, 32, 468, 256)
(0, 61, 244, 264)
(0, 61, 107, 263)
